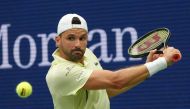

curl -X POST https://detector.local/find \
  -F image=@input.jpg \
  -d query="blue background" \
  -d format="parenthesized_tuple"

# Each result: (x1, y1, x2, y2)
(0, 0, 189, 109)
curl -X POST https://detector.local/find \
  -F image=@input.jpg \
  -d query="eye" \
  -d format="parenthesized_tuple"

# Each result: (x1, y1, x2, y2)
(67, 35, 75, 41)
(68, 37, 75, 41)
(80, 37, 86, 41)
(80, 34, 87, 41)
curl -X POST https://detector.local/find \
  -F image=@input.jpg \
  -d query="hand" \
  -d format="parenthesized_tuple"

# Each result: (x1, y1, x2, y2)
(163, 47, 182, 66)
(146, 49, 163, 63)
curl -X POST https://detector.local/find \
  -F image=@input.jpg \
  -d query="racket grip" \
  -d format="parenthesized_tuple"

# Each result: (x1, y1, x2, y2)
(155, 50, 163, 54)
(172, 53, 182, 62)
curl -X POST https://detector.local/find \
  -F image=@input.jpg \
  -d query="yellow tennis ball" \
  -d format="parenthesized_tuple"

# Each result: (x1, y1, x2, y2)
(16, 81, 33, 98)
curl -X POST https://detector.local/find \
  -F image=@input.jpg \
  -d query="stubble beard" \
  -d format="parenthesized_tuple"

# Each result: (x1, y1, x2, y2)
(67, 48, 85, 62)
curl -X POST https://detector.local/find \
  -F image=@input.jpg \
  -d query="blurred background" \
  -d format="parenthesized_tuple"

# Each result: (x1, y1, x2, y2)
(0, 0, 189, 109)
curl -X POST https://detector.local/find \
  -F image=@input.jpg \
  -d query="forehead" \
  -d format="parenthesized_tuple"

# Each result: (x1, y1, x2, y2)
(61, 28, 87, 36)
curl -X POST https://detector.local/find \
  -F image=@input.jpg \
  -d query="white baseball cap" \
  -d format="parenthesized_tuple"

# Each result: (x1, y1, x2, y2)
(57, 14, 88, 35)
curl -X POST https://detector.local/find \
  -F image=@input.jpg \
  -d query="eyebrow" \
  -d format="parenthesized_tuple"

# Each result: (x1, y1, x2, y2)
(66, 32, 87, 36)
(81, 33, 87, 36)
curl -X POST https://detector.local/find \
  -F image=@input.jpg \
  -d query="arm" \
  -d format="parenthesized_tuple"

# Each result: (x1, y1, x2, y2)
(83, 47, 182, 97)
(83, 50, 156, 96)
(106, 66, 149, 97)
(107, 50, 158, 97)
(106, 70, 148, 97)
(83, 64, 149, 90)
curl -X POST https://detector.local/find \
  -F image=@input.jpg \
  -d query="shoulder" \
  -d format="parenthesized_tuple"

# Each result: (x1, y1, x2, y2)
(46, 63, 71, 81)
(85, 48, 98, 59)
(85, 48, 94, 55)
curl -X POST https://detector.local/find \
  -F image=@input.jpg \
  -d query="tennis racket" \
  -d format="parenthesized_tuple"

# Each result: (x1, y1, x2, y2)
(128, 27, 181, 62)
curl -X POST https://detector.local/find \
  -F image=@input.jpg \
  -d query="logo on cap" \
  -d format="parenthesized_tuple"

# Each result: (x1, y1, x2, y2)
(72, 17, 81, 24)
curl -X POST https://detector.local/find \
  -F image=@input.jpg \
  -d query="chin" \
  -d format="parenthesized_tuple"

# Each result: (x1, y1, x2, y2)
(71, 55, 84, 62)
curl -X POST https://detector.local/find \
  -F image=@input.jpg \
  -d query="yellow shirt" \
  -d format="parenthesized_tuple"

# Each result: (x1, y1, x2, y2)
(46, 48, 110, 109)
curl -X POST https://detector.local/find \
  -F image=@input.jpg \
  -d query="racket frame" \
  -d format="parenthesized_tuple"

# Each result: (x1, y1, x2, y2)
(128, 27, 170, 58)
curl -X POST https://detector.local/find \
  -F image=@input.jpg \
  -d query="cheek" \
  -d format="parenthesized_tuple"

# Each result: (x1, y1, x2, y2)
(62, 42, 75, 49)
(82, 41, 87, 47)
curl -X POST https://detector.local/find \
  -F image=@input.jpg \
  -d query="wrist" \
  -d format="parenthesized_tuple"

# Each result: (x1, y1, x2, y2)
(145, 57, 167, 77)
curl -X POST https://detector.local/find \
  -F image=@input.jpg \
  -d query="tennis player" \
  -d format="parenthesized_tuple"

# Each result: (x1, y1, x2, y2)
(46, 13, 182, 109)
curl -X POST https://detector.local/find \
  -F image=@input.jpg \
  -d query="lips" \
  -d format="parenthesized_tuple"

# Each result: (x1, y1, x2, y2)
(72, 49, 84, 56)
(73, 50, 83, 55)
(72, 48, 83, 54)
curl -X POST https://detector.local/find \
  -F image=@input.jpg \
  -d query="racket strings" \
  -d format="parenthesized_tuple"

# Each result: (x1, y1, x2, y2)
(131, 30, 169, 54)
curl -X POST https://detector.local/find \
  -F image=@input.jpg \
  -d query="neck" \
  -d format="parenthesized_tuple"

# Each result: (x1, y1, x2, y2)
(79, 58, 84, 65)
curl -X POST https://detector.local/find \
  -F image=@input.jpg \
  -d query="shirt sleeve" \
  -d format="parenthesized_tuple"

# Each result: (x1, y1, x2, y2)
(49, 63, 93, 96)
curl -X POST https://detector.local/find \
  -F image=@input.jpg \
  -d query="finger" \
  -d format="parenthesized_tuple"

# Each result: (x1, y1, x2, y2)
(158, 53, 164, 57)
(153, 55, 158, 60)
(148, 49, 157, 57)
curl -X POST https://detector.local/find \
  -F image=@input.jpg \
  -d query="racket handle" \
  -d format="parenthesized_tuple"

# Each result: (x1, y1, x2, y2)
(155, 50, 163, 54)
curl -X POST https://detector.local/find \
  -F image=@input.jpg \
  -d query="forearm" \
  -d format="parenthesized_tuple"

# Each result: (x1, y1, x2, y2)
(107, 57, 168, 97)
(114, 65, 149, 87)
(107, 65, 149, 97)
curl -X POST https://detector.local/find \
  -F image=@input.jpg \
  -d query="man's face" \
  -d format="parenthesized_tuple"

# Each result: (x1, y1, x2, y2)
(56, 28, 88, 62)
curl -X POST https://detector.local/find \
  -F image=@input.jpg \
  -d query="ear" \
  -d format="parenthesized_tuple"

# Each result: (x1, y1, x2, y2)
(55, 36, 61, 47)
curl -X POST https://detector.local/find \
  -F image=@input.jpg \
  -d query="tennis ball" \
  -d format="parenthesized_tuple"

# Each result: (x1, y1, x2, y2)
(16, 81, 33, 98)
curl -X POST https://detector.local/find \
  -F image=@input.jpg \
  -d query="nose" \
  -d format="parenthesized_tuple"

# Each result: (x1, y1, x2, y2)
(75, 39, 81, 47)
